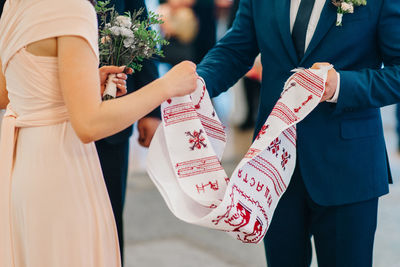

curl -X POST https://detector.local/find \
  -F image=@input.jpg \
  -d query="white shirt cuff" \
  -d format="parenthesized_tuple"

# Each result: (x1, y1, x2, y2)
(326, 72, 340, 103)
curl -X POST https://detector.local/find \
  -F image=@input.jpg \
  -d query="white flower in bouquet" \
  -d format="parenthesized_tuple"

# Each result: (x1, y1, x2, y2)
(109, 26, 121, 36)
(123, 38, 135, 48)
(116, 15, 132, 28)
(119, 27, 134, 38)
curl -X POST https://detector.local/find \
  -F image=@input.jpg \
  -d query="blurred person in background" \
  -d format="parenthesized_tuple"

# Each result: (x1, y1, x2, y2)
(159, 0, 231, 66)
(192, 0, 217, 64)
(158, 0, 199, 65)
(95, 0, 161, 265)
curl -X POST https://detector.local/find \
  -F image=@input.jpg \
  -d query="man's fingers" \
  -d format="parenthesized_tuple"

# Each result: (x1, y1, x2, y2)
(137, 123, 146, 145)
(142, 137, 151, 148)
(311, 62, 331, 69)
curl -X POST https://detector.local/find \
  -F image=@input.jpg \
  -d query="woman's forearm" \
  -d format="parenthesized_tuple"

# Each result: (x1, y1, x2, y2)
(86, 78, 168, 142)
(58, 36, 196, 144)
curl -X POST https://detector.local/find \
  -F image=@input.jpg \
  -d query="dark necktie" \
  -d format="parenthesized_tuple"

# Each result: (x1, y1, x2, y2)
(292, 0, 316, 60)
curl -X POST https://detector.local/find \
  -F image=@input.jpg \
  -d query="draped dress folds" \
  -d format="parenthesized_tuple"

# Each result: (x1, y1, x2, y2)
(0, 0, 121, 266)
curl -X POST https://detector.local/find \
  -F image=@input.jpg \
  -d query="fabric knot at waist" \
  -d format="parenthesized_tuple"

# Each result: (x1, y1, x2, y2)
(0, 103, 69, 180)
(4, 104, 69, 128)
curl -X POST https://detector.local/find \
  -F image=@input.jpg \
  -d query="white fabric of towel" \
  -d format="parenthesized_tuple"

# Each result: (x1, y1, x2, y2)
(147, 66, 331, 243)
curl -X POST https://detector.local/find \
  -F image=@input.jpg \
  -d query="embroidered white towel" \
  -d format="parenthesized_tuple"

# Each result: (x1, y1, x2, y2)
(147, 66, 331, 243)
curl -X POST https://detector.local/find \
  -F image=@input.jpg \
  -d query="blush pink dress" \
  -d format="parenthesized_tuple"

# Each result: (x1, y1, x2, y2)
(0, 0, 121, 266)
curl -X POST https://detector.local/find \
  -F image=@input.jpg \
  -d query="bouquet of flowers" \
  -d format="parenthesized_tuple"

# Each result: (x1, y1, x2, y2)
(95, 1, 168, 100)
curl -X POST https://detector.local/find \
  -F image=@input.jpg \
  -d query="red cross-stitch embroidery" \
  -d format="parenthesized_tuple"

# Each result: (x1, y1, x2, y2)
(186, 129, 207, 150)
(212, 192, 235, 226)
(245, 148, 261, 159)
(164, 103, 198, 126)
(256, 125, 269, 140)
(281, 149, 291, 170)
(192, 85, 206, 109)
(270, 102, 299, 125)
(294, 95, 313, 113)
(176, 156, 223, 178)
(237, 218, 264, 244)
(267, 138, 281, 156)
(281, 81, 296, 97)
(226, 202, 252, 232)
(196, 180, 219, 193)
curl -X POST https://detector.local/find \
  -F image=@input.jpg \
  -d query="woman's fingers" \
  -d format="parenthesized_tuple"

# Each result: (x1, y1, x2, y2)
(112, 78, 128, 96)
(116, 84, 127, 97)
(116, 73, 128, 80)
(113, 78, 126, 86)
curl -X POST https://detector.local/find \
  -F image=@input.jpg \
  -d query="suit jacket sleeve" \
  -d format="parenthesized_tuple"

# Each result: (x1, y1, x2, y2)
(197, 0, 259, 98)
(336, 0, 400, 112)
(126, 0, 160, 119)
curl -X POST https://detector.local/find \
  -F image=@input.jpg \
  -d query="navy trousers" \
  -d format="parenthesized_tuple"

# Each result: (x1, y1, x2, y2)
(95, 139, 129, 265)
(264, 164, 378, 267)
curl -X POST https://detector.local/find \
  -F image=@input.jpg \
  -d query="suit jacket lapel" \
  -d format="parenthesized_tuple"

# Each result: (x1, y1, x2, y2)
(300, 0, 337, 65)
(276, 0, 298, 66)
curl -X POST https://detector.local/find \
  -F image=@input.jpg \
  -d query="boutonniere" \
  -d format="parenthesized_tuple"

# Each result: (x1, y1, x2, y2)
(332, 0, 367, 26)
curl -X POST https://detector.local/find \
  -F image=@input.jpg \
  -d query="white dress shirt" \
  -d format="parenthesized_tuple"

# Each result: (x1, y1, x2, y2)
(290, 0, 340, 102)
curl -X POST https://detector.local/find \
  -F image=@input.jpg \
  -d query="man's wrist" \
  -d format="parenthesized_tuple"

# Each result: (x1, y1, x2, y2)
(326, 72, 340, 103)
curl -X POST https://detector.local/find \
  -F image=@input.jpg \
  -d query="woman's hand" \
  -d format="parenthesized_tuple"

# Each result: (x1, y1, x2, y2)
(99, 66, 133, 97)
(161, 61, 198, 98)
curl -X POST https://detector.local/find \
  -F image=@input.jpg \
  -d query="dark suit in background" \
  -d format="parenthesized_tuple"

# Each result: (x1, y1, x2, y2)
(192, 0, 216, 64)
(95, 0, 159, 264)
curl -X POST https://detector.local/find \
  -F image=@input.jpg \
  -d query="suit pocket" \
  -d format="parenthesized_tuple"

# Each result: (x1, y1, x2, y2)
(341, 116, 381, 139)
(341, 6, 371, 23)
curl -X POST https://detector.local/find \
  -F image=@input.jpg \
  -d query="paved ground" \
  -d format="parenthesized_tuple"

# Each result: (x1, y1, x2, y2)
(124, 105, 400, 267)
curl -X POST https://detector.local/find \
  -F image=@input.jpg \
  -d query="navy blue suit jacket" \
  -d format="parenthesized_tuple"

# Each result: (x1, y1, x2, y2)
(197, 0, 400, 206)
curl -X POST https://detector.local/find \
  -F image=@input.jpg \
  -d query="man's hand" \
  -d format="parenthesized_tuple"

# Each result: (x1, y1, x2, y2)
(311, 62, 338, 102)
(137, 117, 161, 147)
(99, 66, 133, 97)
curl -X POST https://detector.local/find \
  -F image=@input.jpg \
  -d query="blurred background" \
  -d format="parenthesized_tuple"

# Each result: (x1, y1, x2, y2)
(124, 0, 400, 267)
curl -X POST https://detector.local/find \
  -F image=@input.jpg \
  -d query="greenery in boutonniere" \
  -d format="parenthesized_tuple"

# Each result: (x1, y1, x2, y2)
(332, 0, 367, 26)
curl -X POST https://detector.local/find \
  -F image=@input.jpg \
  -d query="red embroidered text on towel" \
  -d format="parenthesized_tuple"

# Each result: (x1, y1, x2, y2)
(147, 66, 331, 243)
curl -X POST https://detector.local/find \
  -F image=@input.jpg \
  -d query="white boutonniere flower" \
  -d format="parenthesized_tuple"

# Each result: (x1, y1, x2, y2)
(332, 0, 367, 26)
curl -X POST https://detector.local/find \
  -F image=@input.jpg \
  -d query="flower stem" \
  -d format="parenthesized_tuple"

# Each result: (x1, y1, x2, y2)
(116, 38, 124, 66)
